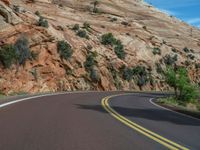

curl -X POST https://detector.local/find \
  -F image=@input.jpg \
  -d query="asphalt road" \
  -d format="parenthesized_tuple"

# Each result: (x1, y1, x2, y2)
(0, 92, 199, 150)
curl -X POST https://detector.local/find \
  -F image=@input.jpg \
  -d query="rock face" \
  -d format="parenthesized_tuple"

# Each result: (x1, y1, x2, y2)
(0, 0, 200, 95)
(0, 1, 22, 31)
(1, 0, 11, 6)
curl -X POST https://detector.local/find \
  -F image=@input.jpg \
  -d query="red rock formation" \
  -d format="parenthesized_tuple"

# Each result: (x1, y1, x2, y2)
(1, 0, 11, 6)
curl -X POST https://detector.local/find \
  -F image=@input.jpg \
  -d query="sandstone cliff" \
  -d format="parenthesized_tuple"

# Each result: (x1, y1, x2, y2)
(0, 0, 200, 95)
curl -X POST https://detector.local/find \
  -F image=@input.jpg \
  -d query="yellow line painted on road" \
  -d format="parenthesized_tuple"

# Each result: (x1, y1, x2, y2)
(101, 94, 189, 150)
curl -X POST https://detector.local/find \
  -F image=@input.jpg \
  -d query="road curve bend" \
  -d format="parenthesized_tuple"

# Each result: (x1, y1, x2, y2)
(0, 92, 200, 150)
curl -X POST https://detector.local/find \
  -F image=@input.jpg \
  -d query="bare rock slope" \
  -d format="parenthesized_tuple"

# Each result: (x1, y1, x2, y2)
(0, 0, 200, 94)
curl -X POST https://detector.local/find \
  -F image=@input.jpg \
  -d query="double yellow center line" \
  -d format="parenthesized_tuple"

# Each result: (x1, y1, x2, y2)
(101, 94, 189, 150)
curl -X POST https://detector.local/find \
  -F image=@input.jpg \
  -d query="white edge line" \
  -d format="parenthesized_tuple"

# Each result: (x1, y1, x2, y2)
(149, 98, 200, 122)
(0, 91, 102, 109)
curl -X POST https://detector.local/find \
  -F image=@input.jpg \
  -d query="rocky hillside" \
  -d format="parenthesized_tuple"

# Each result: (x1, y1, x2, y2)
(0, 0, 200, 95)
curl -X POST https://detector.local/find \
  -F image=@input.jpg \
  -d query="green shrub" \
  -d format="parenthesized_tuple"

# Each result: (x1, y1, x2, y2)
(77, 30, 88, 38)
(84, 53, 99, 82)
(15, 36, 31, 65)
(86, 44, 93, 50)
(108, 65, 121, 89)
(183, 47, 190, 53)
(162, 40, 166, 44)
(121, 66, 133, 81)
(92, 0, 100, 13)
(14, 5, 20, 13)
(152, 47, 161, 55)
(0, 44, 18, 68)
(132, 66, 147, 76)
(89, 68, 100, 83)
(35, 11, 40, 16)
(155, 63, 163, 74)
(0, 36, 33, 68)
(195, 63, 200, 69)
(163, 54, 178, 66)
(132, 66, 149, 90)
(38, 16, 49, 28)
(83, 22, 90, 30)
(72, 24, 80, 31)
(93, 7, 100, 13)
(165, 67, 199, 102)
(101, 33, 125, 59)
(121, 21, 129, 26)
(110, 17, 117, 22)
(187, 54, 195, 60)
(114, 43, 125, 59)
(30, 68, 38, 81)
(143, 26, 147, 30)
(101, 33, 116, 46)
(57, 41, 73, 60)
(137, 75, 148, 89)
(84, 54, 95, 70)
(185, 60, 190, 66)
(171, 48, 177, 53)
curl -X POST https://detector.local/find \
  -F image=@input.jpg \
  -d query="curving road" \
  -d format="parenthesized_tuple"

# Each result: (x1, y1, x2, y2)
(0, 92, 200, 150)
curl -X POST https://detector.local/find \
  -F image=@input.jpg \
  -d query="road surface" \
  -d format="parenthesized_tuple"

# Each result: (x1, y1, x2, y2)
(0, 92, 199, 150)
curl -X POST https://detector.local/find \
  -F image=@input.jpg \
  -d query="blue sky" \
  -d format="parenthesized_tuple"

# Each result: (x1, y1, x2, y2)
(145, 0, 200, 28)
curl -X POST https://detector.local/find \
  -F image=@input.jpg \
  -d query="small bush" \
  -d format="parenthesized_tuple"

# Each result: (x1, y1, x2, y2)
(86, 44, 93, 50)
(132, 66, 149, 90)
(187, 54, 195, 60)
(171, 48, 177, 53)
(110, 17, 117, 22)
(35, 11, 40, 16)
(84, 54, 95, 70)
(121, 21, 129, 26)
(143, 26, 147, 30)
(121, 66, 133, 81)
(89, 68, 100, 83)
(93, 7, 100, 13)
(162, 40, 166, 44)
(38, 16, 49, 28)
(84, 53, 99, 83)
(152, 47, 161, 55)
(132, 66, 147, 76)
(101, 33, 125, 59)
(155, 63, 163, 74)
(57, 41, 73, 60)
(0, 36, 33, 68)
(83, 22, 90, 30)
(0, 45, 17, 68)
(163, 54, 178, 66)
(59, 4, 63, 7)
(15, 36, 31, 65)
(72, 24, 80, 31)
(92, 0, 100, 13)
(101, 33, 116, 46)
(13, 5, 20, 13)
(195, 63, 200, 69)
(184, 60, 190, 66)
(77, 30, 88, 39)
(183, 47, 190, 53)
(114, 43, 125, 59)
